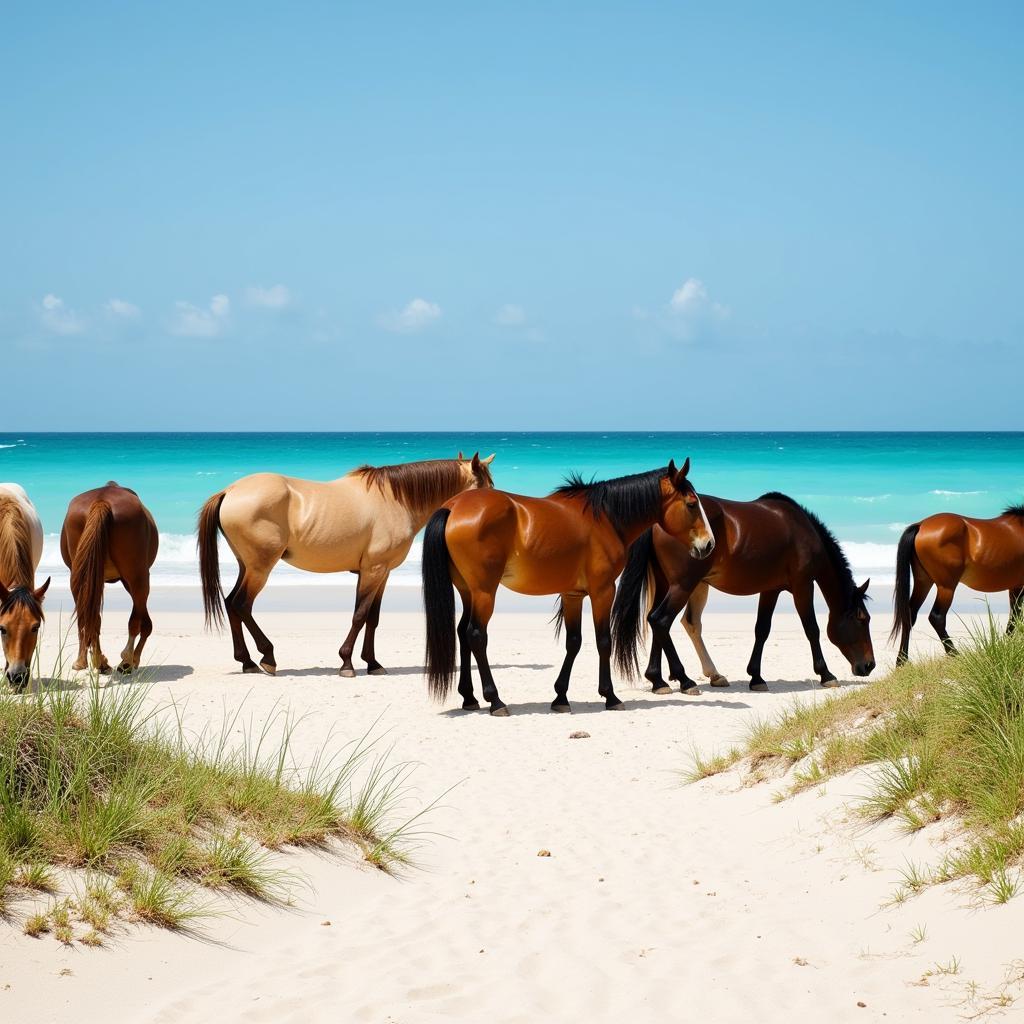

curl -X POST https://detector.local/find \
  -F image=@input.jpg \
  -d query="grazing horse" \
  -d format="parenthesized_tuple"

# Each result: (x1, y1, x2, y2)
(612, 492, 875, 692)
(422, 459, 715, 716)
(61, 483, 159, 674)
(891, 503, 1024, 663)
(198, 453, 495, 676)
(0, 484, 48, 691)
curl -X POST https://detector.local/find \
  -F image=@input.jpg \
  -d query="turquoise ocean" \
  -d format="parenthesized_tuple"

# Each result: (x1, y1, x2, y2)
(2, 432, 1022, 590)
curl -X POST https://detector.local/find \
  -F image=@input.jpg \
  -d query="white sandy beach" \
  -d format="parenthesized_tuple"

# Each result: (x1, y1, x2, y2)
(3, 590, 1023, 1023)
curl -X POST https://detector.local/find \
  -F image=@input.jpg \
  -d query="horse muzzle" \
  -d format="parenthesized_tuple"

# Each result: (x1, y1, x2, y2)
(853, 660, 875, 677)
(691, 539, 715, 560)
(5, 665, 30, 692)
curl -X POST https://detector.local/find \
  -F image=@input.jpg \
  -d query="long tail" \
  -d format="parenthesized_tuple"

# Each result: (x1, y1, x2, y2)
(71, 500, 113, 649)
(198, 492, 227, 629)
(422, 508, 456, 700)
(611, 527, 656, 678)
(890, 523, 921, 645)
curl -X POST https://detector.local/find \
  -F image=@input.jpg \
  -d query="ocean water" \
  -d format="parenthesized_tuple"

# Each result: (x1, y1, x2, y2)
(2, 432, 1022, 589)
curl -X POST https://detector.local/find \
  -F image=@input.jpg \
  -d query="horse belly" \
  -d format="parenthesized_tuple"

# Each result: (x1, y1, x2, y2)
(960, 554, 1024, 592)
(281, 541, 360, 574)
(500, 548, 583, 596)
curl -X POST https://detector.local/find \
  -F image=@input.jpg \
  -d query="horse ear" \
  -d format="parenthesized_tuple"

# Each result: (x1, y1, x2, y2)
(858, 578, 870, 597)
(0, 580, 8, 603)
(481, 453, 495, 465)
(471, 452, 481, 470)
(667, 458, 677, 476)
(34, 577, 51, 602)
(679, 457, 691, 478)
(457, 451, 464, 461)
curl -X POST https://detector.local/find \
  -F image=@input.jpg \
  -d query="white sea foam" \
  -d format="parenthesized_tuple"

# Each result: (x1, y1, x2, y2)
(930, 489, 985, 497)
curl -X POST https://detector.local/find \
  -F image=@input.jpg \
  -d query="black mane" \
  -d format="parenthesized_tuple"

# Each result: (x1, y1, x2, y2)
(554, 467, 668, 533)
(1004, 502, 1024, 518)
(0, 585, 44, 618)
(759, 491, 864, 609)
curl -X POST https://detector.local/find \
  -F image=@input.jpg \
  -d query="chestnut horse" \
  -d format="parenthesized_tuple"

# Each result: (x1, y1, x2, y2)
(612, 492, 875, 692)
(199, 453, 495, 676)
(0, 483, 48, 691)
(422, 459, 714, 716)
(891, 503, 1024, 663)
(61, 483, 159, 674)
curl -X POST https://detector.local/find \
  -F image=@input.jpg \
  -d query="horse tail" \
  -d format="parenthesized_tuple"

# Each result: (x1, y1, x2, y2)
(423, 508, 456, 700)
(890, 523, 921, 646)
(198, 491, 227, 630)
(551, 598, 565, 640)
(612, 527, 656, 679)
(71, 499, 113, 650)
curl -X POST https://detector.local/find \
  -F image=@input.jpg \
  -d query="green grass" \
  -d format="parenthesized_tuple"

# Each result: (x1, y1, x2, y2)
(686, 614, 1024, 900)
(1, 659, 434, 945)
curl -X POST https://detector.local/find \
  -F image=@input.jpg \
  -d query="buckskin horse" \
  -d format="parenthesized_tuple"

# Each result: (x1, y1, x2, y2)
(199, 453, 495, 675)
(612, 492, 875, 692)
(891, 502, 1024, 663)
(0, 483, 48, 691)
(422, 459, 714, 716)
(61, 482, 159, 674)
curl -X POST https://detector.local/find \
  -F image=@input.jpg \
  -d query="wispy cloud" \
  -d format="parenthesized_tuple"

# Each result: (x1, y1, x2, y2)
(171, 294, 231, 337)
(378, 297, 441, 334)
(669, 277, 728, 320)
(245, 284, 291, 309)
(106, 298, 141, 318)
(38, 293, 85, 335)
(493, 303, 526, 327)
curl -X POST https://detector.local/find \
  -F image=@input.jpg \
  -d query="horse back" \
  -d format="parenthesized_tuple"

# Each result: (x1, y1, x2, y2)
(61, 483, 158, 576)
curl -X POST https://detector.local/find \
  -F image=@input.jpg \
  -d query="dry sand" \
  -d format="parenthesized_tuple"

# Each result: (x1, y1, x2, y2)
(3, 589, 1022, 1023)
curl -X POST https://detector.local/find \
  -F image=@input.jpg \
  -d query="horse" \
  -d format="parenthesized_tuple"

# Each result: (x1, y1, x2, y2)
(198, 452, 495, 676)
(891, 503, 1024, 663)
(612, 492, 875, 692)
(0, 483, 48, 691)
(422, 458, 715, 716)
(60, 482, 159, 674)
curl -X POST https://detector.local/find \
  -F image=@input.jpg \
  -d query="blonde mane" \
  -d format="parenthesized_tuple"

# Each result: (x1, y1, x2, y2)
(353, 459, 483, 514)
(0, 495, 34, 589)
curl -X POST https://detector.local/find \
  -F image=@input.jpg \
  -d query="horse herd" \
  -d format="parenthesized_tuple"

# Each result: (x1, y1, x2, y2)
(1, 453, 1022, 712)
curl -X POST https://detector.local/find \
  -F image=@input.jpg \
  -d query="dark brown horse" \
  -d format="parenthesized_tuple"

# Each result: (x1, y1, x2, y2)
(422, 460, 715, 715)
(892, 503, 1024, 663)
(61, 482, 159, 673)
(612, 492, 875, 692)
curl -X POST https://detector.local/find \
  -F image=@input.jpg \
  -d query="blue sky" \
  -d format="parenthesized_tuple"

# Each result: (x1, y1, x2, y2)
(2, 2, 1021, 430)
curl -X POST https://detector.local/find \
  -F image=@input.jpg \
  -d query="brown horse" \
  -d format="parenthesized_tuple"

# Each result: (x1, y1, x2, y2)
(891, 503, 1024, 663)
(612, 492, 875, 692)
(61, 483, 159, 674)
(0, 483, 48, 691)
(422, 459, 715, 716)
(199, 453, 495, 676)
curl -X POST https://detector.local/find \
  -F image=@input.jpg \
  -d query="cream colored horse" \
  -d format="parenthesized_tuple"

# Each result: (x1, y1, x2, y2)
(199, 453, 495, 675)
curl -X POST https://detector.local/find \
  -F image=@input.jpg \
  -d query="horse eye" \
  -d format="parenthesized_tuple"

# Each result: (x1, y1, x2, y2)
(0, 627, 6, 636)
(31, 624, 40, 633)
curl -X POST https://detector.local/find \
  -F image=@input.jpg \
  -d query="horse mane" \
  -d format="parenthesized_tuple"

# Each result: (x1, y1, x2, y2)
(759, 491, 864, 608)
(0, 585, 44, 620)
(0, 496, 34, 589)
(1003, 501, 1024, 519)
(553, 467, 667, 532)
(353, 459, 488, 513)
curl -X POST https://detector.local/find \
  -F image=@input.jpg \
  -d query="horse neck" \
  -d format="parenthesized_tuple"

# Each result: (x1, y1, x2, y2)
(0, 501, 33, 588)
(406, 475, 472, 531)
(811, 549, 848, 614)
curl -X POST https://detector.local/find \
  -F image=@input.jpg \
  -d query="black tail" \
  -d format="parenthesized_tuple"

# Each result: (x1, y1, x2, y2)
(422, 508, 456, 700)
(198, 491, 227, 629)
(611, 528, 655, 678)
(890, 523, 921, 645)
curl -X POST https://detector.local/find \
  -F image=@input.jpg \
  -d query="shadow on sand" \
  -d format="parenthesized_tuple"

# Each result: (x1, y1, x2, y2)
(274, 663, 555, 679)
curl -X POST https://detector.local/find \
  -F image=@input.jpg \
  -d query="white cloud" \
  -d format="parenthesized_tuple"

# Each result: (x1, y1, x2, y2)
(172, 294, 231, 337)
(106, 298, 140, 318)
(378, 297, 441, 334)
(493, 303, 526, 327)
(665, 277, 728, 338)
(245, 284, 291, 309)
(38, 294, 85, 335)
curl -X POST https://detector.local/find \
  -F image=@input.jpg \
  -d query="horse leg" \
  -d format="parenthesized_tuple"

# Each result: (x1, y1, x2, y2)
(1007, 587, 1023, 635)
(551, 595, 584, 713)
(897, 565, 933, 665)
(359, 572, 390, 674)
(117, 575, 152, 673)
(72, 622, 90, 672)
(592, 585, 624, 710)
(455, 586, 479, 710)
(230, 564, 278, 674)
(681, 583, 728, 686)
(746, 589, 780, 691)
(466, 590, 507, 716)
(642, 576, 671, 694)
(224, 560, 258, 673)
(928, 585, 957, 655)
(338, 568, 387, 677)
(792, 582, 837, 686)
(648, 584, 699, 694)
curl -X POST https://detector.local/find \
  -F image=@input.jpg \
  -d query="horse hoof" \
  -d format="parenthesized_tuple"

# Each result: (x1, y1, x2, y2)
(339, 667, 356, 678)
(551, 702, 572, 713)
(242, 663, 262, 674)
(820, 678, 840, 688)
(709, 675, 730, 687)
(490, 706, 510, 717)
(366, 666, 388, 676)
(98, 664, 112, 675)
(606, 701, 626, 711)
(680, 684, 701, 696)
(462, 701, 481, 711)
(116, 663, 133, 675)
(749, 681, 769, 692)
(260, 662, 277, 675)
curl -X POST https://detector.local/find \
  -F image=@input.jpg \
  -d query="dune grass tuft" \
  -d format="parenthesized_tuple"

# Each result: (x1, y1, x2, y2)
(686, 614, 1024, 899)
(1, 665, 433, 944)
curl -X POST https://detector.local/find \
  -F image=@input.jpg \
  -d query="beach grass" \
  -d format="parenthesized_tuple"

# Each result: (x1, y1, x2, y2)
(688, 613, 1024, 901)
(1, 663, 429, 944)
